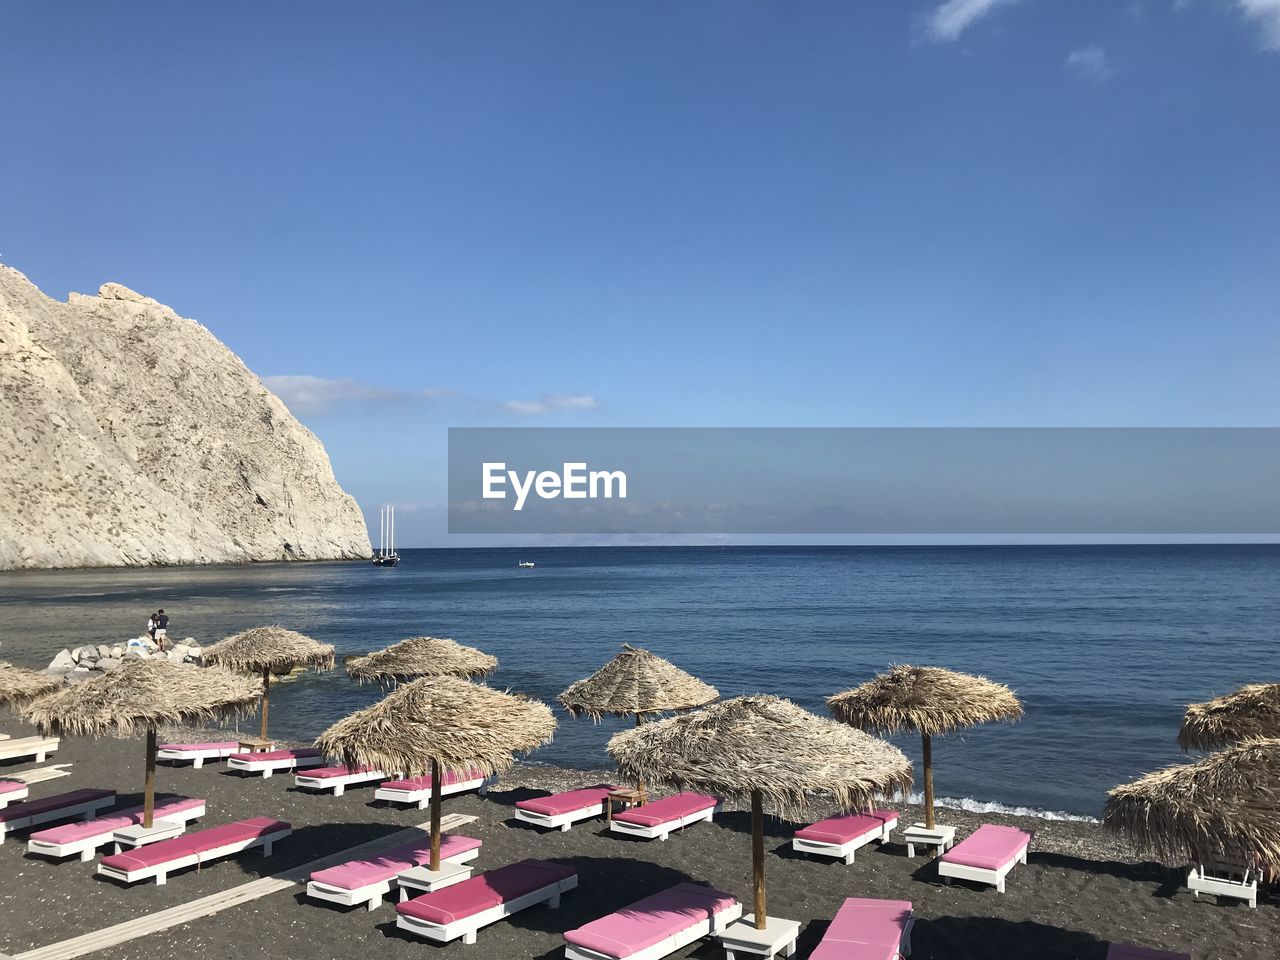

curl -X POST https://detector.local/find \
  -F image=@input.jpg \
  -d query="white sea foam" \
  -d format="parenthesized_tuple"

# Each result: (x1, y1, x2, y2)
(906, 791, 1099, 823)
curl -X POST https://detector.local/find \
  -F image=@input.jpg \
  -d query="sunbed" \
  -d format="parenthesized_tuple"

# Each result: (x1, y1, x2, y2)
(0, 779, 28, 809)
(307, 833, 482, 910)
(937, 824, 1032, 893)
(0, 736, 59, 764)
(564, 882, 741, 960)
(27, 796, 205, 862)
(609, 793, 720, 841)
(375, 768, 492, 809)
(226, 747, 324, 778)
(295, 764, 390, 797)
(793, 809, 900, 864)
(808, 898, 914, 960)
(515, 785, 616, 832)
(97, 816, 291, 885)
(1106, 944, 1191, 960)
(156, 741, 240, 769)
(0, 789, 116, 843)
(1187, 856, 1258, 908)
(396, 858, 578, 945)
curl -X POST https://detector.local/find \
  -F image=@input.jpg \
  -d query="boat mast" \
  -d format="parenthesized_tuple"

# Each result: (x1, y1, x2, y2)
(389, 505, 395, 557)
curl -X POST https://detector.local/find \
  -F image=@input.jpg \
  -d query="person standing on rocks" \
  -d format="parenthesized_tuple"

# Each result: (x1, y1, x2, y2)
(146, 612, 157, 642)
(155, 609, 170, 651)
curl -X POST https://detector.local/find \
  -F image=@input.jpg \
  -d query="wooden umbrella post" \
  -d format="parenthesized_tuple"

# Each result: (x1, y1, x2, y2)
(922, 733, 935, 831)
(634, 712, 645, 793)
(429, 757, 443, 872)
(143, 726, 158, 829)
(260, 668, 271, 740)
(751, 788, 767, 930)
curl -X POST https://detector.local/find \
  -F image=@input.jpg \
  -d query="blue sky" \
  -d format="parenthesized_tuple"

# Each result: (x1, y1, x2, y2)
(3, 1, 1278, 545)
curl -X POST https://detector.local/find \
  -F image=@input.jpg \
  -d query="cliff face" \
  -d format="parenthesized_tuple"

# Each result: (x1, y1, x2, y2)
(0, 265, 371, 569)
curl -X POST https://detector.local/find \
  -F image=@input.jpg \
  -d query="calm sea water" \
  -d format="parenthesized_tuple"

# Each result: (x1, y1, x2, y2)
(2, 545, 1277, 818)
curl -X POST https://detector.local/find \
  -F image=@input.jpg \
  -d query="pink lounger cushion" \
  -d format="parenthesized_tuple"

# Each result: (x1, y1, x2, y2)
(310, 834, 482, 890)
(516, 785, 616, 817)
(825, 898, 912, 947)
(796, 810, 899, 845)
(29, 796, 202, 846)
(159, 742, 238, 753)
(564, 883, 738, 959)
(397, 858, 576, 926)
(99, 816, 290, 873)
(301, 765, 380, 780)
(612, 793, 718, 828)
(0, 789, 115, 824)
(230, 748, 320, 763)
(941, 825, 1033, 871)
(379, 768, 484, 792)
(0, 780, 24, 796)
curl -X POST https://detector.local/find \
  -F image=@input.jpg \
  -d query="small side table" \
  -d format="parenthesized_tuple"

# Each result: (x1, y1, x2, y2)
(113, 818, 186, 854)
(396, 861, 474, 898)
(902, 823, 956, 858)
(236, 736, 275, 753)
(605, 787, 648, 823)
(719, 914, 800, 959)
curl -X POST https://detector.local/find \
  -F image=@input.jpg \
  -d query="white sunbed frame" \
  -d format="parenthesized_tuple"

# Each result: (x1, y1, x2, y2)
(608, 803, 721, 842)
(96, 823, 292, 885)
(227, 752, 326, 778)
(515, 798, 609, 833)
(0, 785, 30, 809)
(294, 768, 391, 797)
(375, 774, 493, 809)
(0, 792, 117, 844)
(157, 745, 239, 769)
(0, 736, 60, 764)
(938, 838, 1030, 893)
(564, 899, 743, 960)
(397, 872, 578, 945)
(306, 845, 480, 911)
(26, 801, 207, 862)
(792, 814, 900, 865)
(1187, 859, 1258, 909)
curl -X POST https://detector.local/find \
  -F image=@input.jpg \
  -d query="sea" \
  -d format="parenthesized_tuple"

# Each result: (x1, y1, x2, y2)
(2, 545, 1277, 820)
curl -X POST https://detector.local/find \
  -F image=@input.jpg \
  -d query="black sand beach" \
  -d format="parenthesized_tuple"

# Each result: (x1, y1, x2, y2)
(0, 718, 1272, 960)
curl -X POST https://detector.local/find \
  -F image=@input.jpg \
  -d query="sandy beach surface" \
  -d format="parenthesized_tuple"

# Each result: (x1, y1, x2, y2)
(0, 717, 1272, 960)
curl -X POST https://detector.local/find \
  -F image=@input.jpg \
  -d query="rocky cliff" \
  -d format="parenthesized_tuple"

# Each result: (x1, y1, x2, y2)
(0, 265, 371, 569)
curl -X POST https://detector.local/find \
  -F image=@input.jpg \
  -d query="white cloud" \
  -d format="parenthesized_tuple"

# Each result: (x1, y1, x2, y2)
(1239, 0, 1280, 49)
(1066, 44, 1115, 82)
(925, 0, 1017, 42)
(503, 393, 599, 416)
(263, 375, 448, 415)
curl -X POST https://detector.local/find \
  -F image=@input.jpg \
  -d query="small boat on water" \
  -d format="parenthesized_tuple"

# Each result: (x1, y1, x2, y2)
(518, 560, 535, 568)
(373, 505, 400, 567)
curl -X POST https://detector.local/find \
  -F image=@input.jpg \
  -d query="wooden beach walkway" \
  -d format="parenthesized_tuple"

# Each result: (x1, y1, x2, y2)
(6, 813, 477, 960)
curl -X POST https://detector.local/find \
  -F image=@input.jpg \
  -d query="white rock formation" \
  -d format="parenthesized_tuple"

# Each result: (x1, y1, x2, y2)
(0, 264, 371, 569)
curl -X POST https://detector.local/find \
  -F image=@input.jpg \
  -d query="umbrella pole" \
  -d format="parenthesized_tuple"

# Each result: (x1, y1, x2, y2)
(634, 713, 645, 793)
(260, 668, 271, 740)
(751, 788, 767, 930)
(143, 726, 157, 829)
(429, 758, 443, 872)
(922, 733, 935, 831)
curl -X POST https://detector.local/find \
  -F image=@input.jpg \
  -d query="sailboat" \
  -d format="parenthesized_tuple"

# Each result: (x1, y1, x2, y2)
(373, 504, 400, 567)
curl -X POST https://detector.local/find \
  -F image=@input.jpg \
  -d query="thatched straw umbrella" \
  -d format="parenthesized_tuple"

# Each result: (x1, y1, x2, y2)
(345, 636, 498, 687)
(201, 626, 335, 741)
(560, 644, 719, 792)
(22, 659, 260, 827)
(608, 695, 911, 933)
(1179, 683, 1280, 752)
(828, 665, 1023, 831)
(0, 661, 61, 705)
(1104, 738, 1280, 873)
(317, 676, 555, 873)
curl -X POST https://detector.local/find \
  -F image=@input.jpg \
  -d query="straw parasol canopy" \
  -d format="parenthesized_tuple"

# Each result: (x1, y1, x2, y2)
(345, 636, 498, 687)
(0, 661, 61, 705)
(202, 626, 335, 741)
(828, 664, 1023, 831)
(1103, 738, 1280, 872)
(317, 676, 556, 871)
(1178, 683, 1280, 752)
(558, 644, 719, 721)
(609, 695, 911, 931)
(22, 658, 260, 827)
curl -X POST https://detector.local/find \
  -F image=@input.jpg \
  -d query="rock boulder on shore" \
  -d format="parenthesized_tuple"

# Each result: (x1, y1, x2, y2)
(0, 264, 371, 569)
